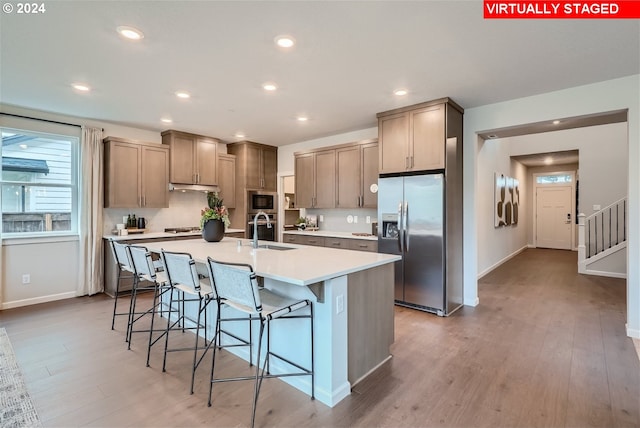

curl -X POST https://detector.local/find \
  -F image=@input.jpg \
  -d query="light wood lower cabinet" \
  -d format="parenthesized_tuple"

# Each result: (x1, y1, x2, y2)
(282, 234, 377, 252)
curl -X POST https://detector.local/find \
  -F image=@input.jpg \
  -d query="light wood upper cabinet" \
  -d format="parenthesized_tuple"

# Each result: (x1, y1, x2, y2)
(336, 140, 378, 208)
(217, 153, 236, 209)
(103, 137, 169, 208)
(161, 130, 219, 185)
(377, 100, 452, 174)
(294, 150, 336, 209)
(228, 141, 278, 191)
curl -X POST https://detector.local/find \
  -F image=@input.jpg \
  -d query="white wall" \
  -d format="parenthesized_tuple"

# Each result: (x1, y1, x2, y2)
(476, 138, 528, 277)
(464, 74, 640, 338)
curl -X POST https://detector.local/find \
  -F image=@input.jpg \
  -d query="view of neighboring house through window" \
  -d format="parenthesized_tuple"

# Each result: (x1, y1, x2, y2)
(1, 128, 79, 235)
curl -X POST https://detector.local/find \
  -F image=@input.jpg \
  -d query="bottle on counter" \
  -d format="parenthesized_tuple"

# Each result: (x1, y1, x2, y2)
(127, 214, 132, 228)
(132, 214, 137, 229)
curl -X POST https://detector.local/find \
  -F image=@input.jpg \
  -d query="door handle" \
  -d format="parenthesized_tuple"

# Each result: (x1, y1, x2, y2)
(397, 202, 404, 253)
(404, 201, 409, 252)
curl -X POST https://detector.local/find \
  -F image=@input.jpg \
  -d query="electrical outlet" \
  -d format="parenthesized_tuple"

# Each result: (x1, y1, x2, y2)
(319, 215, 324, 222)
(22, 274, 30, 284)
(336, 294, 344, 314)
(366, 216, 371, 224)
(354, 215, 358, 224)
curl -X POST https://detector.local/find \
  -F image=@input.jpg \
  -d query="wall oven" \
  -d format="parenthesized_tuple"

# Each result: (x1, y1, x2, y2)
(248, 191, 277, 214)
(247, 214, 277, 242)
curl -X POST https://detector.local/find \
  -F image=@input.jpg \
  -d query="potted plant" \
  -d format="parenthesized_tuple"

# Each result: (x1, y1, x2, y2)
(296, 216, 307, 230)
(201, 192, 230, 242)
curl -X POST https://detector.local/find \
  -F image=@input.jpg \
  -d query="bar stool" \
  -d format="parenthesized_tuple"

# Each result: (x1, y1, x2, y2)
(126, 245, 170, 366)
(158, 250, 215, 394)
(109, 240, 135, 331)
(206, 258, 314, 428)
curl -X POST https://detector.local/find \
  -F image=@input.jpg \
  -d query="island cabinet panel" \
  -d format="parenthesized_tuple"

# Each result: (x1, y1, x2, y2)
(336, 140, 378, 208)
(217, 153, 236, 208)
(378, 99, 458, 174)
(103, 137, 169, 208)
(294, 150, 335, 209)
(348, 263, 394, 384)
(231, 142, 278, 191)
(161, 130, 219, 185)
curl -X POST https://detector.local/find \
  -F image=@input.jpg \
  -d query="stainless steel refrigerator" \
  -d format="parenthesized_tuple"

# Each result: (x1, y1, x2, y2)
(378, 172, 463, 316)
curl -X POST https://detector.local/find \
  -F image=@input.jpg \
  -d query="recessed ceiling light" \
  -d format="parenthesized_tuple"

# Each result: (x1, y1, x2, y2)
(116, 26, 144, 40)
(394, 89, 408, 96)
(72, 83, 90, 92)
(161, 118, 173, 124)
(275, 35, 295, 48)
(234, 132, 246, 139)
(552, 120, 560, 125)
(175, 91, 191, 99)
(19, 144, 28, 149)
(297, 116, 309, 122)
(263, 83, 277, 91)
(487, 134, 498, 139)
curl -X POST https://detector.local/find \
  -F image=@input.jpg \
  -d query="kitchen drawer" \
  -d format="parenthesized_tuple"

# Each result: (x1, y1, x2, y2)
(303, 236, 326, 247)
(348, 239, 378, 252)
(225, 232, 245, 239)
(283, 234, 303, 244)
(325, 237, 350, 249)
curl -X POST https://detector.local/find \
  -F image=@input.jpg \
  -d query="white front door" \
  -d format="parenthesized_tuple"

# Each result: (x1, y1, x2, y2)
(536, 186, 572, 250)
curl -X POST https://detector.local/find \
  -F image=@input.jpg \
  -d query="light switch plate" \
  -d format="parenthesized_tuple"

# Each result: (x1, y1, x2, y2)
(354, 215, 358, 223)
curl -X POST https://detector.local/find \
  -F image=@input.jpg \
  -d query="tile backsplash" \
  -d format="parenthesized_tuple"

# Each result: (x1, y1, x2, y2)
(305, 208, 377, 234)
(103, 191, 210, 235)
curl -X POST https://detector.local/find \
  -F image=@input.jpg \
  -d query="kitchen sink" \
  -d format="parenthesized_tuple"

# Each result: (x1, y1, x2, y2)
(257, 244, 296, 251)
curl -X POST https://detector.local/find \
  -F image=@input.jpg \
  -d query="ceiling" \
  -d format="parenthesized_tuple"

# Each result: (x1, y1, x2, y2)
(1, 1, 638, 146)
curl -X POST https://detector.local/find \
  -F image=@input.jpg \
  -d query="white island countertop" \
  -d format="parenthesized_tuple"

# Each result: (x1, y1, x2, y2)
(145, 237, 400, 286)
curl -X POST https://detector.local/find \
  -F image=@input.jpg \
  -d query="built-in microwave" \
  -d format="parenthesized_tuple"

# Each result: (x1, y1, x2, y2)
(247, 191, 277, 214)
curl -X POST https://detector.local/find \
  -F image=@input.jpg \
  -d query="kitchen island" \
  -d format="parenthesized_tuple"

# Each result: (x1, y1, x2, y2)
(144, 237, 400, 407)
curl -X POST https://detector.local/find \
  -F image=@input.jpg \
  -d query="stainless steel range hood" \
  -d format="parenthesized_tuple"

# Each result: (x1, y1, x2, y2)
(169, 183, 220, 193)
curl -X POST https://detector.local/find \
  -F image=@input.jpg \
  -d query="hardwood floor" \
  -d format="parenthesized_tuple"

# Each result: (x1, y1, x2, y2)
(1, 248, 638, 427)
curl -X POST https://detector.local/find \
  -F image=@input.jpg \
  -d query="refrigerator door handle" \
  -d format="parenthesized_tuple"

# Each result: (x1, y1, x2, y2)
(397, 202, 404, 252)
(404, 201, 409, 252)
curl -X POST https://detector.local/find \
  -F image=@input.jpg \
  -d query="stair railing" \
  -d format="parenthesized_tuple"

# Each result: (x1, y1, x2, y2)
(578, 197, 627, 262)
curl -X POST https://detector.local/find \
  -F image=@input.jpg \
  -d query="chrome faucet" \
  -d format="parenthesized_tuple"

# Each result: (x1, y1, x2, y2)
(252, 211, 272, 249)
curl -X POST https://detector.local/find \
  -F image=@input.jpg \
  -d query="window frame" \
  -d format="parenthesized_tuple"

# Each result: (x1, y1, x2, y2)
(1, 127, 80, 239)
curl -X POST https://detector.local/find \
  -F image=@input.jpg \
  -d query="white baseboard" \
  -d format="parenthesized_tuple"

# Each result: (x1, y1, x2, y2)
(464, 297, 480, 307)
(1, 291, 77, 310)
(581, 269, 627, 279)
(626, 324, 640, 339)
(477, 245, 528, 279)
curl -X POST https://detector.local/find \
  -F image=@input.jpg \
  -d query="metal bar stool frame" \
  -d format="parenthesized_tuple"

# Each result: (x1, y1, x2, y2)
(206, 257, 314, 428)
(109, 240, 136, 331)
(158, 250, 216, 394)
(126, 244, 173, 366)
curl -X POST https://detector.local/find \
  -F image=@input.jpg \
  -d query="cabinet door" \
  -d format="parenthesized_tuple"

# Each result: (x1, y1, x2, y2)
(295, 153, 315, 208)
(314, 150, 336, 208)
(361, 142, 379, 208)
(217, 154, 236, 208)
(196, 138, 218, 185)
(262, 148, 278, 190)
(105, 141, 141, 208)
(378, 112, 409, 174)
(169, 134, 196, 184)
(141, 145, 169, 208)
(336, 146, 361, 208)
(244, 145, 262, 189)
(411, 104, 445, 171)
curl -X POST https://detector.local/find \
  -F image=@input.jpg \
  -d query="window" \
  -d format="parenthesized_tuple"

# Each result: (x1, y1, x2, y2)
(1, 128, 79, 236)
(536, 174, 573, 184)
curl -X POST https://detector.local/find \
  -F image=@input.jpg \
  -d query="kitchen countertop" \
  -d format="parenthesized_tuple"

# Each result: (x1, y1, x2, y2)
(282, 229, 378, 241)
(145, 237, 399, 286)
(104, 228, 245, 242)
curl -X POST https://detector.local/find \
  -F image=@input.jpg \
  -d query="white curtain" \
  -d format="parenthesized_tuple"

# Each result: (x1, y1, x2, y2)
(78, 126, 104, 296)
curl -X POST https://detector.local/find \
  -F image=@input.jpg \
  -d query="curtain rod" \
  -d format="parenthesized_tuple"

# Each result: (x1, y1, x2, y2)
(0, 112, 104, 132)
